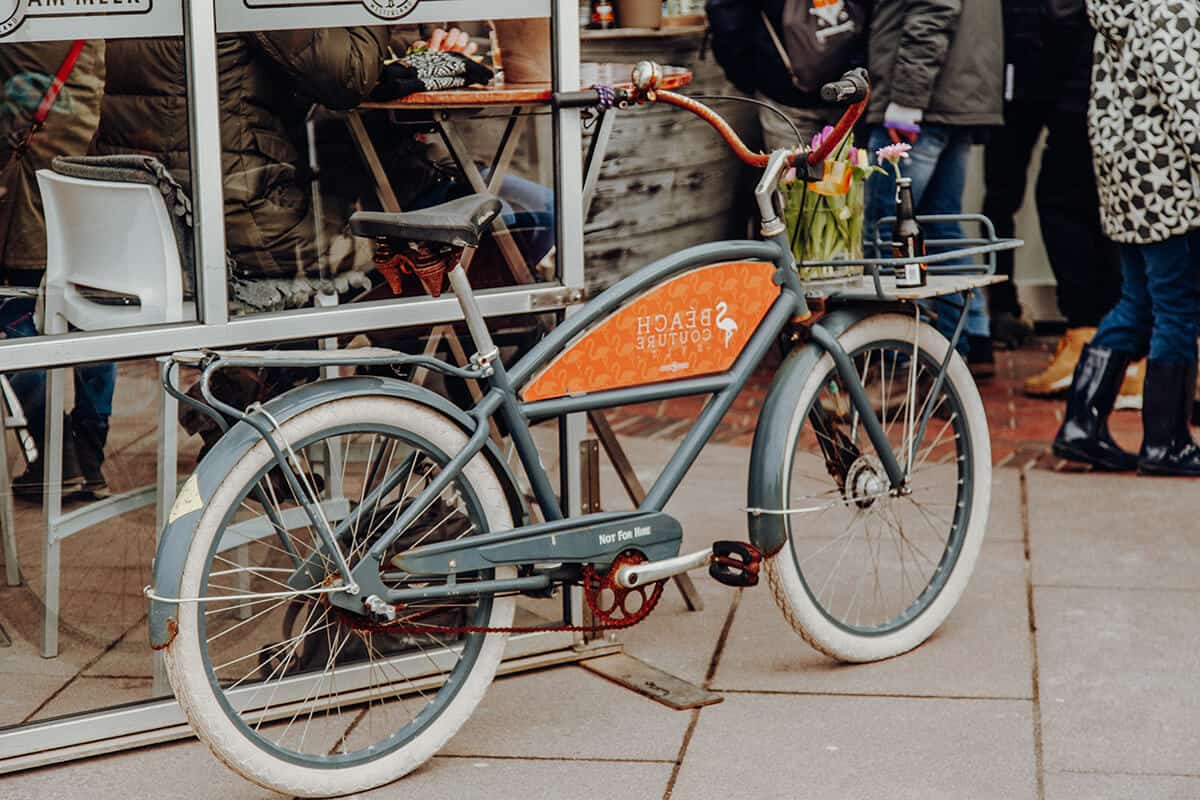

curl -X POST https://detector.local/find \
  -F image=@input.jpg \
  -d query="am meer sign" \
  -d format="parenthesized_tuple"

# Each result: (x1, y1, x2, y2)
(0, 0, 550, 40)
(0, 0, 175, 40)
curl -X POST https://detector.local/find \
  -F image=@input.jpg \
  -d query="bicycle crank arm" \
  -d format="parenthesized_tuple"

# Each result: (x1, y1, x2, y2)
(614, 548, 711, 588)
(616, 540, 763, 589)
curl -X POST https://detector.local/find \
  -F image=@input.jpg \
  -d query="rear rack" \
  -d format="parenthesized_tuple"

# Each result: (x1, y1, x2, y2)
(797, 213, 1022, 301)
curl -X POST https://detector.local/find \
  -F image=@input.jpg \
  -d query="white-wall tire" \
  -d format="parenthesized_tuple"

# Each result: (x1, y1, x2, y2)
(765, 313, 991, 663)
(165, 396, 515, 797)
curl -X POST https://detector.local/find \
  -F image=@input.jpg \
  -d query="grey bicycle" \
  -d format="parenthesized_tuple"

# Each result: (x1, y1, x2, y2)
(146, 64, 1017, 797)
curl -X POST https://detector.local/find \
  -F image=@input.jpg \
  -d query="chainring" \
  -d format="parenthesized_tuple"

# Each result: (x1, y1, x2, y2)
(581, 551, 666, 628)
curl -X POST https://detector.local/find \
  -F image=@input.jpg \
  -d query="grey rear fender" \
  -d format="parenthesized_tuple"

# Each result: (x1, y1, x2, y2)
(747, 308, 873, 557)
(148, 375, 529, 649)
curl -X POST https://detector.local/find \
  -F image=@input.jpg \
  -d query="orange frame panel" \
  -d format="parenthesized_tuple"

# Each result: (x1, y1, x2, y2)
(522, 261, 778, 402)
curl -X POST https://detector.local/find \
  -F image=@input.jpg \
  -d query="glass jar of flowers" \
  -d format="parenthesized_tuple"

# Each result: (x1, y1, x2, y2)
(781, 126, 884, 280)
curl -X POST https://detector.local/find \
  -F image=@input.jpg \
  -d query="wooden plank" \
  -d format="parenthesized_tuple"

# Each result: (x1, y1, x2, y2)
(583, 212, 735, 290)
(580, 653, 724, 710)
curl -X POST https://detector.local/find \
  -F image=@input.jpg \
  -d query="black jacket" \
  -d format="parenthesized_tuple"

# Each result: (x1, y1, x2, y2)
(866, 0, 1003, 127)
(1002, 0, 1094, 112)
(707, 0, 848, 109)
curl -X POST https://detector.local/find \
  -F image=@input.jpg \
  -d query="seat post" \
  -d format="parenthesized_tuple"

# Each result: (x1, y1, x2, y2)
(447, 246, 498, 366)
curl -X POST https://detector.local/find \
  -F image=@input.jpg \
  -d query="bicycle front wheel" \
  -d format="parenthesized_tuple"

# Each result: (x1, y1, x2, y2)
(165, 395, 515, 797)
(765, 313, 991, 663)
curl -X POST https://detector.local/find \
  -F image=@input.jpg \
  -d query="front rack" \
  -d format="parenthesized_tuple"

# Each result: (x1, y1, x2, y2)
(797, 213, 1022, 302)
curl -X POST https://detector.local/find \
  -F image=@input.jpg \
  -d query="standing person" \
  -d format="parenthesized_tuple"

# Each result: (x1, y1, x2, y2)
(706, 0, 867, 150)
(1052, 0, 1200, 475)
(981, 0, 1137, 407)
(0, 41, 114, 500)
(862, 0, 1003, 376)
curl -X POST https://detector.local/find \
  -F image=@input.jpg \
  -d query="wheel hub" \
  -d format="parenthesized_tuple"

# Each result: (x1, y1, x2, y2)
(843, 455, 886, 509)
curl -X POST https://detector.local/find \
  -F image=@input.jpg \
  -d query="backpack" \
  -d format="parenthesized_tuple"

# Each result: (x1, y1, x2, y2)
(764, 0, 869, 94)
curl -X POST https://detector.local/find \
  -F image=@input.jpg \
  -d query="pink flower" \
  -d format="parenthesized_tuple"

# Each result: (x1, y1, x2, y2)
(810, 125, 836, 151)
(875, 142, 912, 165)
(782, 166, 797, 183)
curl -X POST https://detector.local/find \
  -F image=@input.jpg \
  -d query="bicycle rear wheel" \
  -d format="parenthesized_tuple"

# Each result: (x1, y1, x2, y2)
(165, 396, 515, 797)
(765, 313, 990, 663)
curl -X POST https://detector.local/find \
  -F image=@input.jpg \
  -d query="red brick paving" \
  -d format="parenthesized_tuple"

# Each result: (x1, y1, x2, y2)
(602, 337, 1159, 470)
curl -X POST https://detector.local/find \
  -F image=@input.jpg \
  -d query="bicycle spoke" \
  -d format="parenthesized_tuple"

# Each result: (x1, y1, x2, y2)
(192, 418, 501, 768)
(786, 334, 972, 634)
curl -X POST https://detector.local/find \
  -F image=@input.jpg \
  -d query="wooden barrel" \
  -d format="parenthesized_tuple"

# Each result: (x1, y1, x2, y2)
(580, 26, 758, 292)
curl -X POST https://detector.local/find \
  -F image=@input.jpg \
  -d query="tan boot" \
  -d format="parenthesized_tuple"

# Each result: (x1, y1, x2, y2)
(1023, 327, 1095, 397)
(1115, 358, 1145, 411)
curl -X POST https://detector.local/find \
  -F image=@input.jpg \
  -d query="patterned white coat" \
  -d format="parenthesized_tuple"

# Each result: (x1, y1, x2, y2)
(1087, 0, 1200, 244)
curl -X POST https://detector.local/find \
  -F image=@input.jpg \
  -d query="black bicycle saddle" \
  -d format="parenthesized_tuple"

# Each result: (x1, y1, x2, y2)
(350, 194, 503, 248)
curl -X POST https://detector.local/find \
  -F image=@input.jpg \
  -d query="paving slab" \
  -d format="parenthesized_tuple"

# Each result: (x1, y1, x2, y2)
(359, 756, 673, 800)
(1044, 771, 1200, 800)
(712, 540, 1032, 699)
(670, 693, 1035, 800)
(28, 676, 155, 723)
(987, 469, 1023, 542)
(616, 572, 737, 687)
(441, 666, 691, 762)
(1, 738, 284, 800)
(1036, 586, 1200, 775)
(0, 675, 68, 729)
(1028, 470, 1200, 590)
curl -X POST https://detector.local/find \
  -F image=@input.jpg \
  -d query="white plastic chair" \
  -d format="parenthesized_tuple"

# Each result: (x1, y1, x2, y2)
(35, 168, 184, 658)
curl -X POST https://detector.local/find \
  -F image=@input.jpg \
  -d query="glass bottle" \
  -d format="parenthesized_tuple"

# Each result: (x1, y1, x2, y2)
(892, 177, 927, 288)
(590, 0, 615, 29)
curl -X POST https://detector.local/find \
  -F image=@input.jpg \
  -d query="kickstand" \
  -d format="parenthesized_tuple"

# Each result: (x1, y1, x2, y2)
(584, 410, 705, 613)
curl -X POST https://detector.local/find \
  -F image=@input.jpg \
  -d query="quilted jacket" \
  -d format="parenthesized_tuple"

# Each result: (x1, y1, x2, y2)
(1087, 0, 1200, 244)
(94, 29, 386, 279)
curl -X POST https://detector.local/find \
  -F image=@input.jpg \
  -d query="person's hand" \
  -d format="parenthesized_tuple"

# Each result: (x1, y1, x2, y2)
(884, 102, 922, 143)
(414, 27, 478, 57)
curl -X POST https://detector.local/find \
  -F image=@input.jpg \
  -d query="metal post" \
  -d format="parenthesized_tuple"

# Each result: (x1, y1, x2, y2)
(153, 358, 178, 692)
(183, 0, 229, 327)
(552, 0, 588, 640)
(41, 365, 67, 658)
(1, 420, 19, 587)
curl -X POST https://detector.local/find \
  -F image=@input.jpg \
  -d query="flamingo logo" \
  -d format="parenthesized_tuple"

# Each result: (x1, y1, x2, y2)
(715, 301, 739, 349)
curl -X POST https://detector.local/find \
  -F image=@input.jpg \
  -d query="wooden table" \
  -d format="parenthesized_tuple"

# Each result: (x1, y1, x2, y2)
(347, 63, 692, 285)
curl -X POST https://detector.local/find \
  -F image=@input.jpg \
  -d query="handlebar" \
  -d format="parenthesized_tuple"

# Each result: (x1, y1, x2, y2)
(550, 63, 870, 175)
(552, 87, 631, 110)
(820, 68, 870, 104)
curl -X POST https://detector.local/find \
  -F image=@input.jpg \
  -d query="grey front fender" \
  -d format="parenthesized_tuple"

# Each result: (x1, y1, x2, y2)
(747, 309, 872, 557)
(148, 376, 530, 649)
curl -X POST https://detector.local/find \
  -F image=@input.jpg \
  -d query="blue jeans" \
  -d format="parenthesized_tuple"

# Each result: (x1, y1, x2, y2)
(865, 125, 988, 352)
(416, 174, 555, 268)
(0, 296, 116, 443)
(1090, 230, 1200, 363)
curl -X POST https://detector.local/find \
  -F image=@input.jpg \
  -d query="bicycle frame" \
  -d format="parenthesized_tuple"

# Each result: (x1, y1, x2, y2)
(202, 162, 913, 612)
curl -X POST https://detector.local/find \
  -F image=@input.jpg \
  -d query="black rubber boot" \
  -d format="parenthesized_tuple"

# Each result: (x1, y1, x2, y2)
(70, 411, 111, 499)
(1137, 360, 1200, 476)
(11, 414, 84, 502)
(1052, 344, 1138, 471)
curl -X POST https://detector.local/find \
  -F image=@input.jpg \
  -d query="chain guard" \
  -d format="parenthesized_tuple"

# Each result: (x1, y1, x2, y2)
(346, 551, 666, 638)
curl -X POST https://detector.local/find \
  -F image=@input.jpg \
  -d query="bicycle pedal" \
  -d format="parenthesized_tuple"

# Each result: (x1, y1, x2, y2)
(709, 541, 762, 588)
